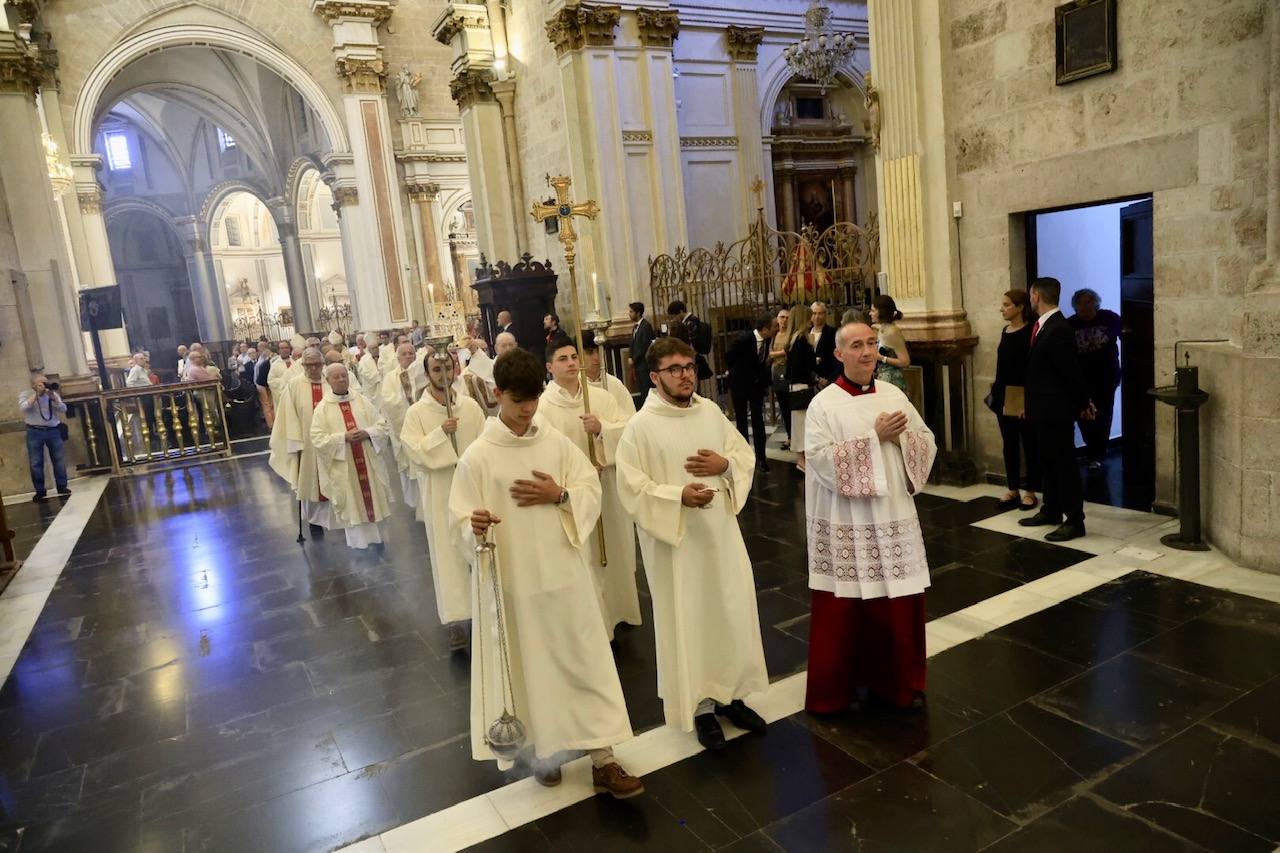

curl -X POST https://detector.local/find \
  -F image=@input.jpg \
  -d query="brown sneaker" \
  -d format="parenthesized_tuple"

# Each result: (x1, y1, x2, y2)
(446, 623, 469, 651)
(534, 766, 562, 787)
(592, 762, 644, 799)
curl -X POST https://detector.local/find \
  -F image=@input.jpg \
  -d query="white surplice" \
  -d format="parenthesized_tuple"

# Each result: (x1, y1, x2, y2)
(266, 356, 300, 406)
(309, 389, 394, 549)
(401, 390, 485, 624)
(587, 371, 637, 417)
(448, 418, 632, 764)
(357, 351, 383, 400)
(379, 362, 428, 510)
(803, 380, 938, 599)
(538, 380, 642, 638)
(268, 374, 328, 504)
(615, 392, 769, 731)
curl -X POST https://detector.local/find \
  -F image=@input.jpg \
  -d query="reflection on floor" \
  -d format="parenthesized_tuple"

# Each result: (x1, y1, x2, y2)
(0, 498, 65, 593)
(0, 456, 1276, 853)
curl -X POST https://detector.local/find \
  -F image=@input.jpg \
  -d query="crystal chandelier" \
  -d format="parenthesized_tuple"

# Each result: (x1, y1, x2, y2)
(44, 133, 74, 195)
(783, 0, 857, 95)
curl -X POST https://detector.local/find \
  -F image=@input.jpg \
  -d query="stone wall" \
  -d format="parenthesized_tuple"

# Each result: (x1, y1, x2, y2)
(941, 0, 1274, 568)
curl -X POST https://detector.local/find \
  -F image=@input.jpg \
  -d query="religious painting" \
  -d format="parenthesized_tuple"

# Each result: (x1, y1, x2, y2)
(797, 178, 836, 233)
(1055, 0, 1117, 85)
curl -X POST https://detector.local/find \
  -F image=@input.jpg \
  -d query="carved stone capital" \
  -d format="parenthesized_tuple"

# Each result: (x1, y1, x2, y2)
(432, 4, 489, 46)
(77, 189, 103, 215)
(312, 0, 396, 25)
(545, 3, 621, 58)
(0, 32, 43, 98)
(332, 186, 359, 207)
(636, 8, 679, 48)
(335, 55, 387, 94)
(449, 66, 495, 110)
(406, 181, 440, 202)
(726, 25, 765, 62)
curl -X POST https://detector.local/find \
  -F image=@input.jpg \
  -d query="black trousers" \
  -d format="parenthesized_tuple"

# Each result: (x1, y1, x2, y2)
(732, 386, 767, 462)
(1034, 418, 1085, 524)
(996, 414, 1040, 492)
(1078, 387, 1115, 463)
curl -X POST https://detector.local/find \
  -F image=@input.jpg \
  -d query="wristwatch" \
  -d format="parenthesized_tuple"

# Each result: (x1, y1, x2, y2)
(556, 488, 570, 505)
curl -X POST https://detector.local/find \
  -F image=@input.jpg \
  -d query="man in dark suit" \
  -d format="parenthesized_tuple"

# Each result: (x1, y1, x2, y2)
(496, 309, 516, 341)
(1020, 277, 1095, 542)
(807, 301, 840, 386)
(628, 301, 655, 398)
(667, 300, 713, 381)
(726, 312, 778, 473)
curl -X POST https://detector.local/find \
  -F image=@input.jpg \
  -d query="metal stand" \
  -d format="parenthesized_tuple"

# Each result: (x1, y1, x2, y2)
(0, 489, 20, 575)
(1150, 364, 1210, 551)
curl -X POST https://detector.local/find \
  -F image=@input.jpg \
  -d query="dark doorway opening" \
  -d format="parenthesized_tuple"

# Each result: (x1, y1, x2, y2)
(1024, 195, 1155, 511)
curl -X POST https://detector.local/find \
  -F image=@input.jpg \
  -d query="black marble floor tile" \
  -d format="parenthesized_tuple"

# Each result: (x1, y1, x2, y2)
(28, 695, 188, 779)
(1208, 675, 1280, 748)
(465, 823, 553, 851)
(791, 696, 985, 771)
(983, 795, 1204, 853)
(1080, 571, 1226, 623)
(969, 537, 1093, 583)
(1033, 652, 1241, 748)
(1092, 723, 1280, 849)
(332, 712, 412, 771)
(917, 496, 1008, 531)
(763, 762, 1015, 852)
(926, 634, 1085, 717)
(1128, 594, 1280, 690)
(913, 701, 1136, 821)
(990, 596, 1174, 667)
(530, 790, 712, 852)
(715, 831, 785, 852)
(375, 736, 514, 826)
(923, 565, 1022, 620)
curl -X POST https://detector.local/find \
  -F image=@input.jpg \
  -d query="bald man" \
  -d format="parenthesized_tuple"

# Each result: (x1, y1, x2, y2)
(494, 331, 517, 358)
(269, 347, 335, 534)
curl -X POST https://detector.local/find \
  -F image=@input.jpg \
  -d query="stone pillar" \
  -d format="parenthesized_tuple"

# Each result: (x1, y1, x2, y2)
(174, 217, 231, 341)
(406, 181, 445, 306)
(727, 26, 766, 236)
(312, 0, 412, 327)
(433, 4, 522, 264)
(0, 29, 86, 374)
(490, 80, 527, 256)
(274, 221, 317, 333)
(840, 166, 857, 222)
(866, 0, 966, 339)
(777, 164, 797, 233)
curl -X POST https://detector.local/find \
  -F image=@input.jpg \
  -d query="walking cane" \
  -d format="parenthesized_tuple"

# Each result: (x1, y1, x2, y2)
(475, 529, 526, 760)
(296, 499, 305, 544)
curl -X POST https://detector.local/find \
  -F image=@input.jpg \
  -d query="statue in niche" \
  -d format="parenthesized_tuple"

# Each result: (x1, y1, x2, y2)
(776, 99, 793, 127)
(863, 74, 881, 149)
(394, 65, 422, 118)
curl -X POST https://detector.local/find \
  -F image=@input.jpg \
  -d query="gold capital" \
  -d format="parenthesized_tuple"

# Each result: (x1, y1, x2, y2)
(335, 55, 387, 94)
(636, 9, 680, 48)
(406, 181, 440, 202)
(312, 0, 396, 25)
(726, 25, 765, 62)
(448, 67, 495, 110)
(545, 4, 621, 58)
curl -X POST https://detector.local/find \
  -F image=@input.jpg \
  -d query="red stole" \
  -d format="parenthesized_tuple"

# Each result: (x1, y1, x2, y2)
(835, 375, 876, 397)
(338, 400, 377, 523)
(310, 383, 327, 502)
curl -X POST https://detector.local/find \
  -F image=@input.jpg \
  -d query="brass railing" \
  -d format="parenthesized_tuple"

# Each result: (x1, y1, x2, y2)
(81, 381, 232, 471)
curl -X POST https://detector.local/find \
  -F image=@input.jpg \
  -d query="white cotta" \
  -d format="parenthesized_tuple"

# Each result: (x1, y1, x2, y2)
(266, 356, 300, 405)
(400, 390, 485, 624)
(448, 418, 632, 764)
(308, 390, 394, 529)
(588, 371, 638, 417)
(615, 392, 769, 731)
(357, 351, 382, 400)
(378, 363, 427, 468)
(538, 381, 642, 638)
(465, 349, 495, 383)
(267, 375, 328, 501)
(803, 380, 938, 599)
(379, 343, 398, 375)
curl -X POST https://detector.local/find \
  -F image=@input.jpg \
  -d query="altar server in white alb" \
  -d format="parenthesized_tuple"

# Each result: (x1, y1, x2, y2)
(460, 339, 500, 416)
(615, 336, 769, 751)
(582, 331, 637, 416)
(310, 363, 394, 550)
(400, 349, 485, 650)
(803, 321, 937, 714)
(268, 347, 334, 534)
(379, 342, 427, 510)
(539, 335, 642, 639)
(357, 332, 383, 400)
(448, 348, 642, 799)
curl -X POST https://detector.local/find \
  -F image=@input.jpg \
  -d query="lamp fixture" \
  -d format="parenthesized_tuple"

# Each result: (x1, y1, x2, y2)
(783, 0, 857, 94)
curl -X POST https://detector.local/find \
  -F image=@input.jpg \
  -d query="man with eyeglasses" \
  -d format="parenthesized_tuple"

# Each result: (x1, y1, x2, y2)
(615, 337, 769, 752)
(18, 373, 70, 502)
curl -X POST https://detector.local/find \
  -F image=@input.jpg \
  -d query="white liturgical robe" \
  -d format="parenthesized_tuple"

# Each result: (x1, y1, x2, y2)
(310, 389, 393, 549)
(803, 379, 937, 599)
(448, 418, 631, 764)
(538, 380, 642, 638)
(266, 356, 300, 405)
(615, 391, 768, 731)
(588, 371, 637, 417)
(400, 390, 485, 624)
(357, 351, 382, 400)
(268, 375, 328, 504)
(379, 362, 428, 509)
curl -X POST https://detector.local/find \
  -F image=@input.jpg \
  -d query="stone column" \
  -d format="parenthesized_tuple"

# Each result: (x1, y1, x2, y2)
(174, 217, 230, 341)
(312, 0, 412, 327)
(777, 164, 797, 233)
(406, 181, 445, 306)
(0, 29, 86, 373)
(274, 221, 317, 333)
(866, 0, 966, 339)
(840, 166, 857, 222)
(490, 80, 527, 256)
(727, 26, 766, 236)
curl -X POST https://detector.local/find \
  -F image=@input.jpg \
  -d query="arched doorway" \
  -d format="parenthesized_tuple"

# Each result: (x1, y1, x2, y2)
(210, 191, 294, 342)
(296, 170, 350, 332)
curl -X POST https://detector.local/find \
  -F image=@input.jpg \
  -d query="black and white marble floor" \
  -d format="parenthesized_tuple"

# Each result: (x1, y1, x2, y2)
(0, 446, 1277, 853)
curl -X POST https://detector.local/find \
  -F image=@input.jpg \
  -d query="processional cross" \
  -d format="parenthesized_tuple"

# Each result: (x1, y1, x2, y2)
(530, 175, 609, 565)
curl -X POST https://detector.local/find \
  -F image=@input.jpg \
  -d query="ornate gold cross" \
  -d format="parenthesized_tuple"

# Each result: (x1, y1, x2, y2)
(530, 175, 599, 266)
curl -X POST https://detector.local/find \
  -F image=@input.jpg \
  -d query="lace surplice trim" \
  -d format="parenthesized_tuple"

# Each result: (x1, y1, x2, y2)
(833, 436, 876, 497)
(902, 428, 932, 492)
(806, 515, 928, 582)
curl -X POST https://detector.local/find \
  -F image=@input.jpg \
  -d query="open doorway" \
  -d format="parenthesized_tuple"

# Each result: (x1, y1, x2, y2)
(1025, 195, 1154, 511)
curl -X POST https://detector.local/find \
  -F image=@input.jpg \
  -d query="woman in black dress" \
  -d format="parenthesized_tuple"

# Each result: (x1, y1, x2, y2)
(993, 289, 1040, 510)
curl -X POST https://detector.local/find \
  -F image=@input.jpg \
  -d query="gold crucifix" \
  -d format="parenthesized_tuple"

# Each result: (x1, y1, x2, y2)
(529, 175, 609, 566)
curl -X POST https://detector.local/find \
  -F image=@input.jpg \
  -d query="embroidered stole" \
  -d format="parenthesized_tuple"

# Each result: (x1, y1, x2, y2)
(338, 400, 377, 523)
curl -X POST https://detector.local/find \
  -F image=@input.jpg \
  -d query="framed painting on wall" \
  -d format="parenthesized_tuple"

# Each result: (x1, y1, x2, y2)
(797, 178, 836, 233)
(1055, 0, 1117, 85)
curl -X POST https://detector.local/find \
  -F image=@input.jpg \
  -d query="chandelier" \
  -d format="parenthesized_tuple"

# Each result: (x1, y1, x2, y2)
(44, 133, 74, 195)
(783, 0, 857, 95)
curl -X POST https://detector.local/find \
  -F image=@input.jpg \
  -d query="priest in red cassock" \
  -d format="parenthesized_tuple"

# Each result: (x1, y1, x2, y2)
(803, 321, 937, 712)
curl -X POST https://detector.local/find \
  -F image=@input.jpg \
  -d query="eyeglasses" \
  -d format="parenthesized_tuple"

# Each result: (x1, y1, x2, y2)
(657, 363, 697, 378)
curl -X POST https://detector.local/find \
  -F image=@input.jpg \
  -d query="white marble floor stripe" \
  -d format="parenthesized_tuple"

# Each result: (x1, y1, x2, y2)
(0, 475, 111, 683)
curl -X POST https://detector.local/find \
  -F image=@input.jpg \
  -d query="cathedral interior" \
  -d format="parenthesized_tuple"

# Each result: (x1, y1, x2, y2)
(0, 0, 1278, 851)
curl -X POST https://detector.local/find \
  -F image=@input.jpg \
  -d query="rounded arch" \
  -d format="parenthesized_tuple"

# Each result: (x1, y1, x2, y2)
(198, 178, 275, 228)
(284, 155, 327, 211)
(758, 62, 865, 132)
(73, 22, 349, 157)
(103, 196, 185, 230)
(439, 191, 474, 242)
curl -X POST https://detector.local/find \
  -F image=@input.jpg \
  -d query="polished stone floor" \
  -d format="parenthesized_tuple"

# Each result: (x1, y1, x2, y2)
(0, 454, 1276, 853)
(0, 498, 64, 595)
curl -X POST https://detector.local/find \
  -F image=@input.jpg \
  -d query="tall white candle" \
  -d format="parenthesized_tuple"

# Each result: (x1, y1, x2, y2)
(591, 272, 600, 313)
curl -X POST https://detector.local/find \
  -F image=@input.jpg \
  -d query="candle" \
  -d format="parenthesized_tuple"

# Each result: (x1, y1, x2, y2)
(591, 272, 600, 313)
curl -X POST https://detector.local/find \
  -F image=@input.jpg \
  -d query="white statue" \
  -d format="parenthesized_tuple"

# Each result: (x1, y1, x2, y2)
(395, 65, 422, 118)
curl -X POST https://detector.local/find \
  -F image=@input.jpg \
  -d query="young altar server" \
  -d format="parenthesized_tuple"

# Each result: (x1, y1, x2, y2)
(615, 336, 769, 750)
(268, 347, 334, 534)
(379, 342, 428, 510)
(582, 331, 637, 416)
(538, 335, 642, 639)
(448, 347, 642, 798)
(803, 321, 937, 713)
(310, 363, 393, 550)
(400, 349, 485, 650)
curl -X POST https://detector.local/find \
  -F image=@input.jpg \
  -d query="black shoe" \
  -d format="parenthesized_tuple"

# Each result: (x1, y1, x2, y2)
(694, 712, 725, 750)
(1019, 497, 1040, 511)
(1045, 522, 1086, 542)
(309, 524, 325, 535)
(57, 488, 72, 498)
(996, 495, 1020, 511)
(1018, 511, 1061, 527)
(755, 462, 770, 474)
(715, 699, 767, 734)
(32, 492, 47, 503)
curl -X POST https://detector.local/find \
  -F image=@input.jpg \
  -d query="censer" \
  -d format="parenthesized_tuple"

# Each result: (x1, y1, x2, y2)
(475, 530, 527, 760)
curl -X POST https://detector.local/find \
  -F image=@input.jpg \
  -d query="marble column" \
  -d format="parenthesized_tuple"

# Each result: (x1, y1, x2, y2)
(312, 0, 412, 327)
(490, 80, 527, 256)
(274, 221, 316, 332)
(777, 165, 797, 233)
(406, 181, 445, 306)
(727, 26, 766, 236)
(840, 166, 857, 223)
(175, 217, 230, 341)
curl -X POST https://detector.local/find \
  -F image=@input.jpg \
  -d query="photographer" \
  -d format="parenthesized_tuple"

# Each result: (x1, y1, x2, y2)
(18, 373, 70, 502)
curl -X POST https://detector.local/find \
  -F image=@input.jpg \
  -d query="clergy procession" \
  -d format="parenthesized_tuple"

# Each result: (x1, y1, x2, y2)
(260, 309, 938, 800)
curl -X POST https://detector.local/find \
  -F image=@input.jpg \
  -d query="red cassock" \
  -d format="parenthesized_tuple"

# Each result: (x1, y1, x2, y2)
(804, 374, 929, 712)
